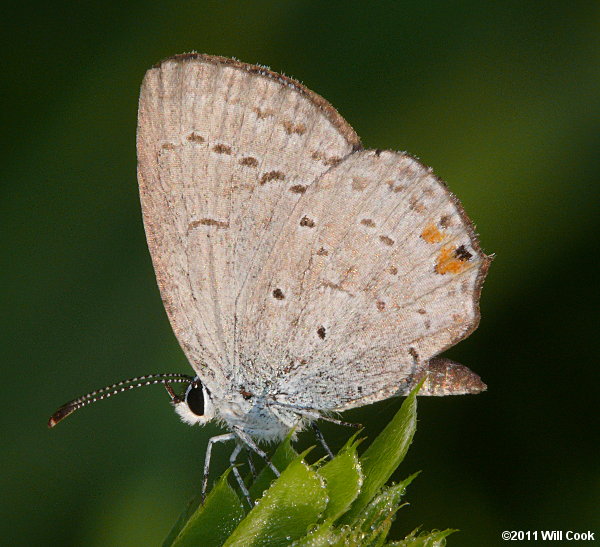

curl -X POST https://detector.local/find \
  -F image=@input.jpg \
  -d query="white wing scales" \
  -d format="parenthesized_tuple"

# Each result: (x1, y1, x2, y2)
(137, 54, 489, 412)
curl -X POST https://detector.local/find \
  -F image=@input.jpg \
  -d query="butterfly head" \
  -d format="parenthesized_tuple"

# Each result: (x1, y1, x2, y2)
(171, 379, 215, 426)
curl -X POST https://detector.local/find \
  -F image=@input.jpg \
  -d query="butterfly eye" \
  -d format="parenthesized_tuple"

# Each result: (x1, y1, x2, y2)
(185, 383, 205, 416)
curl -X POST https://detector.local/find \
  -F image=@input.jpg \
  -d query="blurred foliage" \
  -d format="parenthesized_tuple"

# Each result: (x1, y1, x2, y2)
(1, 1, 598, 546)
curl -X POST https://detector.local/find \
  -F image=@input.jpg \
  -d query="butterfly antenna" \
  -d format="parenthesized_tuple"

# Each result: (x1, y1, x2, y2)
(48, 373, 195, 428)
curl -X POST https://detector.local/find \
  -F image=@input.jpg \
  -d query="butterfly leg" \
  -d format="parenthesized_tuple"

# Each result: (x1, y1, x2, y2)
(202, 433, 236, 503)
(229, 443, 253, 507)
(247, 451, 257, 479)
(233, 426, 280, 477)
(311, 422, 334, 459)
(318, 415, 362, 428)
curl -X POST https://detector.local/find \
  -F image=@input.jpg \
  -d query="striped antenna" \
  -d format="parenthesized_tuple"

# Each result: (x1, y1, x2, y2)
(48, 373, 195, 428)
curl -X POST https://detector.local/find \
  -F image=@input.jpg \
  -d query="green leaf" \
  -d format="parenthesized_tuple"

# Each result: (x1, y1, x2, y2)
(386, 528, 457, 546)
(164, 468, 246, 547)
(369, 518, 392, 547)
(248, 433, 298, 500)
(352, 473, 419, 543)
(291, 473, 418, 547)
(289, 521, 338, 546)
(317, 434, 363, 521)
(224, 451, 328, 547)
(342, 381, 422, 523)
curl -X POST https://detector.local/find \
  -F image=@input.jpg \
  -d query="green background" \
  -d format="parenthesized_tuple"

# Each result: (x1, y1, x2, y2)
(2, 2, 598, 545)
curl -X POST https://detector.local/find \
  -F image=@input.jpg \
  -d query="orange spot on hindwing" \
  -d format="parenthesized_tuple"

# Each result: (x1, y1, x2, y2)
(435, 244, 473, 275)
(421, 223, 446, 244)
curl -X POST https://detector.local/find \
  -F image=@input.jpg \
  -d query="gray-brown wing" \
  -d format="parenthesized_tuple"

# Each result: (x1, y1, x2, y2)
(137, 54, 360, 389)
(236, 149, 490, 411)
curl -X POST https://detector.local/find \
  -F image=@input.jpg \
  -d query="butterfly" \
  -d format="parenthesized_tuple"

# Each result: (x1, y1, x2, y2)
(50, 54, 490, 504)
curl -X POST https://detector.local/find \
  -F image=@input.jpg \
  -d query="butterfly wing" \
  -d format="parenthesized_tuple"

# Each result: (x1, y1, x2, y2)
(236, 149, 490, 411)
(137, 54, 360, 390)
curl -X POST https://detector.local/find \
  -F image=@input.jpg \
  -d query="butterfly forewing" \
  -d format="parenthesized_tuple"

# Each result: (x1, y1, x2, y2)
(137, 54, 360, 392)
